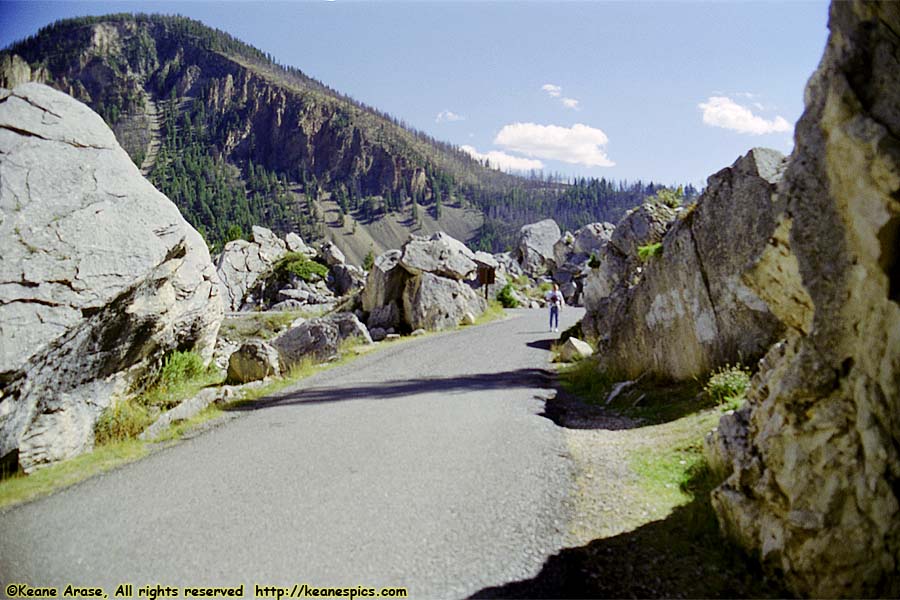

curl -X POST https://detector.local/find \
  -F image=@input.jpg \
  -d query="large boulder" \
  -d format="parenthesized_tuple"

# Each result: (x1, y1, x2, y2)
(590, 148, 787, 380)
(516, 219, 561, 276)
(361, 249, 408, 313)
(319, 241, 346, 267)
(330, 263, 365, 297)
(273, 312, 372, 366)
(402, 272, 488, 332)
(400, 232, 477, 280)
(706, 4, 900, 596)
(226, 340, 281, 384)
(0, 83, 223, 472)
(216, 226, 287, 311)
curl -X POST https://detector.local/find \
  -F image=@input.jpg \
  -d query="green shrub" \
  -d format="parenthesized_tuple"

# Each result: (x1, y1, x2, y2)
(363, 250, 375, 271)
(276, 252, 328, 282)
(638, 242, 663, 261)
(496, 283, 520, 308)
(94, 400, 153, 445)
(588, 253, 601, 269)
(155, 350, 207, 390)
(646, 186, 684, 208)
(705, 364, 751, 409)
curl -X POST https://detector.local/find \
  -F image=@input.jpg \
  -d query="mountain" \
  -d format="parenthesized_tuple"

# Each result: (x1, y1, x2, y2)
(0, 14, 685, 260)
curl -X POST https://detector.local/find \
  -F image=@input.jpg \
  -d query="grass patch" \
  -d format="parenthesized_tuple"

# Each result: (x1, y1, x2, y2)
(219, 309, 310, 342)
(0, 440, 147, 510)
(474, 300, 506, 326)
(637, 242, 663, 261)
(558, 360, 714, 425)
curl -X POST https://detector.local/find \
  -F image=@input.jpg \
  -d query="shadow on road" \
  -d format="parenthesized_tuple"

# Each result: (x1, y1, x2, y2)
(526, 338, 555, 351)
(468, 493, 789, 599)
(225, 368, 555, 412)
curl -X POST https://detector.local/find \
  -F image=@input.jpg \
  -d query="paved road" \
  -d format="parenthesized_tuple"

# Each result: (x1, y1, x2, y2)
(0, 307, 583, 599)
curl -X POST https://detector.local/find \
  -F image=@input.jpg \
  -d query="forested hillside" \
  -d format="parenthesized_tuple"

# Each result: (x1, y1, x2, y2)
(1, 13, 696, 254)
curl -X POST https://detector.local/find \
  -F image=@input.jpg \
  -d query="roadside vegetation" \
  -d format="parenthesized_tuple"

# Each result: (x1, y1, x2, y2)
(545, 355, 785, 598)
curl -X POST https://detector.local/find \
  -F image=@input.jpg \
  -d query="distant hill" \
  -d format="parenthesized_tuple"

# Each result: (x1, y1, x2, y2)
(1, 14, 695, 259)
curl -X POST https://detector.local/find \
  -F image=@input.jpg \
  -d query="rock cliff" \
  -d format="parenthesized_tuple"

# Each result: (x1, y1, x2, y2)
(0, 83, 223, 473)
(583, 148, 787, 379)
(707, 3, 900, 596)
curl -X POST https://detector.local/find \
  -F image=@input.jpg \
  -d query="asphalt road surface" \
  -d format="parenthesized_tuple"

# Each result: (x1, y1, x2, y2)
(0, 307, 583, 599)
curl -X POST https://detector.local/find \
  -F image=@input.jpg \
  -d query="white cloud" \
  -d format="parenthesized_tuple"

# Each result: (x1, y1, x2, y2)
(541, 83, 562, 98)
(460, 144, 544, 172)
(493, 122, 615, 168)
(436, 110, 465, 123)
(698, 96, 792, 135)
(542, 84, 581, 110)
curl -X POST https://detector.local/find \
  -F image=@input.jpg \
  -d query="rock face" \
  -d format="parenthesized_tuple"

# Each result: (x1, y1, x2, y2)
(216, 226, 287, 311)
(0, 83, 223, 472)
(402, 272, 487, 332)
(516, 219, 561, 275)
(226, 340, 281, 384)
(274, 312, 372, 365)
(583, 148, 786, 380)
(706, 4, 900, 597)
(552, 222, 615, 305)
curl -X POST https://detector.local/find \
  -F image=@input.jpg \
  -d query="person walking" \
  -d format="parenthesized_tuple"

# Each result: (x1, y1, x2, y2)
(546, 283, 564, 332)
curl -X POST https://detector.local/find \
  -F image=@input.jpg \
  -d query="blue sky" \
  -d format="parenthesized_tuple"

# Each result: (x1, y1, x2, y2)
(0, 1, 830, 187)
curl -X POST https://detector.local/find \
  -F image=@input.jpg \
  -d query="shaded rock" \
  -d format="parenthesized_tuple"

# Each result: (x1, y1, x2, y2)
(608, 202, 676, 259)
(330, 263, 365, 297)
(226, 340, 281, 383)
(362, 249, 408, 313)
(494, 252, 525, 278)
(319, 241, 346, 267)
(0, 84, 223, 472)
(557, 337, 594, 362)
(274, 312, 372, 366)
(402, 272, 487, 332)
(517, 219, 561, 276)
(367, 302, 400, 330)
(368, 327, 387, 342)
(707, 4, 900, 596)
(400, 231, 477, 280)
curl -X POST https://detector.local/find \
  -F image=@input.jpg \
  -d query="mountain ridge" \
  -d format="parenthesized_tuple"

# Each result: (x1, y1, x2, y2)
(1, 13, 690, 257)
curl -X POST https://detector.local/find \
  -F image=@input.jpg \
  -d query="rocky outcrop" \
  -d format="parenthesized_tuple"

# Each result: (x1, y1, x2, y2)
(0, 83, 223, 472)
(552, 222, 615, 305)
(402, 272, 487, 332)
(516, 219, 561, 276)
(583, 148, 786, 380)
(273, 312, 372, 365)
(216, 226, 287, 311)
(362, 232, 488, 333)
(706, 4, 900, 596)
(319, 241, 346, 268)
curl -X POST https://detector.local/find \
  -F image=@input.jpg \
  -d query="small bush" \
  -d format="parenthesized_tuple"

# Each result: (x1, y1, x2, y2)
(156, 350, 207, 391)
(95, 400, 153, 445)
(705, 364, 751, 408)
(638, 242, 663, 261)
(277, 252, 328, 282)
(363, 250, 375, 271)
(588, 253, 601, 269)
(496, 283, 520, 308)
(646, 186, 684, 209)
